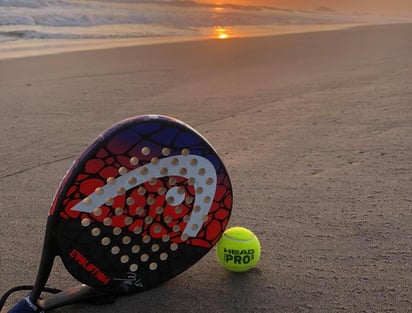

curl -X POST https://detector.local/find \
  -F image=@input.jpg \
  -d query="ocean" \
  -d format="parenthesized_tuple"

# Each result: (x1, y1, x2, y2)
(0, 0, 407, 59)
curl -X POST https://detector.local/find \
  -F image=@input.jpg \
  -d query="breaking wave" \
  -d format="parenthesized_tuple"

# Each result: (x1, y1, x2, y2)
(0, 0, 373, 30)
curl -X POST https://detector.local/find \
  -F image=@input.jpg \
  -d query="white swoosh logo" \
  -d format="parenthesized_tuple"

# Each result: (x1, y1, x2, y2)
(71, 154, 217, 237)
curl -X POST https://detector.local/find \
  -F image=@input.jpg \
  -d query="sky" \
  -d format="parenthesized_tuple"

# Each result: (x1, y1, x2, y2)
(200, 0, 412, 16)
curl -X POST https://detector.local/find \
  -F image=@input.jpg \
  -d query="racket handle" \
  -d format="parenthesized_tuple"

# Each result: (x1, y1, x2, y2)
(38, 285, 110, 310)
(7, 297, 46, 313)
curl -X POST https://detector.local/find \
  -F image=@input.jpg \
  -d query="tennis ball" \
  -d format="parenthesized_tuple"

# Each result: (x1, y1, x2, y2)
(216, 226, 261, 272)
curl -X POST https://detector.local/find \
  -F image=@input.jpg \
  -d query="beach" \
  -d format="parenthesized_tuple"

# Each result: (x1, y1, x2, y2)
(0, 23, 411, 313)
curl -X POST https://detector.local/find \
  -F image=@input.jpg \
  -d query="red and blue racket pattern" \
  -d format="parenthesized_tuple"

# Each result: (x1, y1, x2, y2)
(48, 115, 232, 294)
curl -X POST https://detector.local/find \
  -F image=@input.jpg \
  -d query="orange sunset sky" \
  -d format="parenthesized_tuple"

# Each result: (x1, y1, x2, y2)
(201, 0, 412, 16)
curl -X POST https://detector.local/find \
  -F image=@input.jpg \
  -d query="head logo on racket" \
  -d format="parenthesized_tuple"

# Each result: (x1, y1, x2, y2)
(71, 153, 217, 238)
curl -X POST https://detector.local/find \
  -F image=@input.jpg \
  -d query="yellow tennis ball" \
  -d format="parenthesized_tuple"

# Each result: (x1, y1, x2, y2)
(216, 226, 261, 272)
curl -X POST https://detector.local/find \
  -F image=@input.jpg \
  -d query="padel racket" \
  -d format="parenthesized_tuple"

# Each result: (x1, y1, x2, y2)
(3, 115, 232, 312)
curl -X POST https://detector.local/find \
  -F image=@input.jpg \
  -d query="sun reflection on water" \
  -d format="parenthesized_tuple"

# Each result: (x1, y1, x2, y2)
(212, 5, 230, 39)
(214, 6, 224, 13)
(214, 26, 230, 39)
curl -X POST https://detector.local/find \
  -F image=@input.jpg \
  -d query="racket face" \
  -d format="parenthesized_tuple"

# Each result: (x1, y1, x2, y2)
(49, 115, 232, 294)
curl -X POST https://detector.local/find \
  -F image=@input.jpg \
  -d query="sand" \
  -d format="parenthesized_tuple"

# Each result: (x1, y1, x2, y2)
(0, 23, 411, 313)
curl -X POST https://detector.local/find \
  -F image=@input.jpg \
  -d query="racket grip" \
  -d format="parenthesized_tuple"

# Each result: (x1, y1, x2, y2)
(7, 297, 46, 313)
(38, 284, 111, 310)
